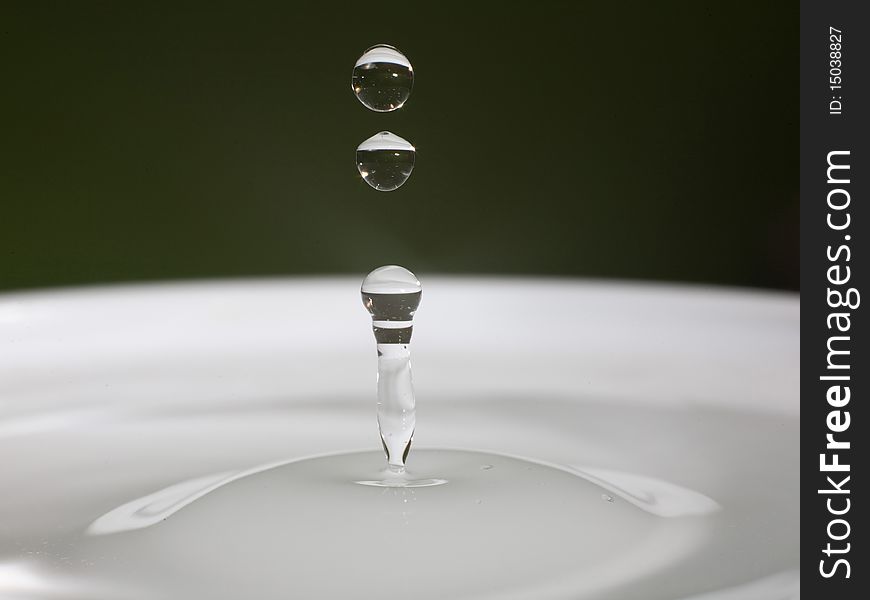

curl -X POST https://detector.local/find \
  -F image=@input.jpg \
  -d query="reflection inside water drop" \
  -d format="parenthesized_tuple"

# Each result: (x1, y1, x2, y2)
(356, 131, 415, 191)
(351, 44, 413, 112)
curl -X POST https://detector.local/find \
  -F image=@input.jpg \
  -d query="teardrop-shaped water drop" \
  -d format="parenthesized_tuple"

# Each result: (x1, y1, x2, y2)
(351, 44, 413, 112)
(356, 131, 415, 192)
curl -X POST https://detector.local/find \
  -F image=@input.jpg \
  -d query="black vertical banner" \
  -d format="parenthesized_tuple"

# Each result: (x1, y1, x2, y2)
(801, 0, 868, 596)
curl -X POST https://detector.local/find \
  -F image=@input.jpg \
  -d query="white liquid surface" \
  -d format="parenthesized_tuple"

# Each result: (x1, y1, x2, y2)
(0, 279, 799, 599)
(66, 448, 716, 599)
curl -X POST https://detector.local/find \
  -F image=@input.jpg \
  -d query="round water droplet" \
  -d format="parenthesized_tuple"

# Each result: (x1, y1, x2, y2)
(356, 131, 415, 192)
(361, 265, 421, 297)
(352, 44, 413, 112)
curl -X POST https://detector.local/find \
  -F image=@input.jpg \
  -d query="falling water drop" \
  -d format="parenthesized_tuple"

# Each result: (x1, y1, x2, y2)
(356, 131, 415, 192)
(351, 44, 414, 112)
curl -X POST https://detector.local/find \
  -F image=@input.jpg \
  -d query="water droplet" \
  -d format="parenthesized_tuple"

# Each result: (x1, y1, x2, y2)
(602, 493, 614, 503)
(352, 44, 413, 112)
(480, 464, 493, 471)
(356, 131, 415, 192)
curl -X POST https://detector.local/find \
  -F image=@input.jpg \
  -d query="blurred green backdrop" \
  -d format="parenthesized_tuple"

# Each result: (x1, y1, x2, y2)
(0, 2, 798, 291)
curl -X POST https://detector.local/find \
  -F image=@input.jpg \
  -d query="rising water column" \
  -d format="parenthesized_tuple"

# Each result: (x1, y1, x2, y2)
(361, 265, 422, 471)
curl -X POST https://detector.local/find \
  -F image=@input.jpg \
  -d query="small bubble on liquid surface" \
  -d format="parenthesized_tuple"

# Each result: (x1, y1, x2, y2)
(356, 131, 415, 192)
(602, 493, 614, 502)
(352, 44, 413, 112)
(480, 464, 493, 471)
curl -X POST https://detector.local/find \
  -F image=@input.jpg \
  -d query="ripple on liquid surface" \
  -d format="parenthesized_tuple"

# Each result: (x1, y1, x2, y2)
(69, 449, 707, 599)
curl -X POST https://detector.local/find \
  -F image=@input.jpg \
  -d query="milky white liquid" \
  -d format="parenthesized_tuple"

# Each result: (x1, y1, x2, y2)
(0, 279, 800, 600)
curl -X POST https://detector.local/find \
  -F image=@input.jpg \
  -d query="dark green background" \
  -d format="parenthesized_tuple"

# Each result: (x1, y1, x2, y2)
(0, 2, 798, 292)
